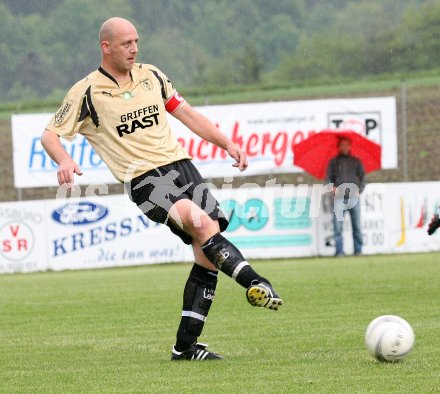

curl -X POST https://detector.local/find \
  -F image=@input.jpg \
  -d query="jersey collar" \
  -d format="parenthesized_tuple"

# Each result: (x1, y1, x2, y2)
(98, 66, 133, 88)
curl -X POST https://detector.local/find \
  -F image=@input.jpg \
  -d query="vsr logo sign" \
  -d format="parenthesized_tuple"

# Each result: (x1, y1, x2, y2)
(0, 221, 34, 261)
(52, 202, 108, 226)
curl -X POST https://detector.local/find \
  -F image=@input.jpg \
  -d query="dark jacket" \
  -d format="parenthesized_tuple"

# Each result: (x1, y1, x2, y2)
(326, 154, 366, 193)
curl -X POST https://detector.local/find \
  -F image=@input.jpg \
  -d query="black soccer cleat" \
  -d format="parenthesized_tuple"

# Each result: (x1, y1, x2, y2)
(428, 214, 440, 235)
(246, 281, 283, 311)
(171, 342, 223, 361)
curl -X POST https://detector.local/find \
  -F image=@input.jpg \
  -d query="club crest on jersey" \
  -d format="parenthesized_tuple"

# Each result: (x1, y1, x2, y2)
(140, 78, 153, 91)
(53, 99, 73, 126)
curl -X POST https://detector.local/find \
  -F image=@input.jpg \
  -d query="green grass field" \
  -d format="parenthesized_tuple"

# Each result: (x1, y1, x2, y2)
(1, 253, 439, 393)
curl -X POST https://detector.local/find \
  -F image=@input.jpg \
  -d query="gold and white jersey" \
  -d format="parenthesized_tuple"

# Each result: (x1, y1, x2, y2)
(46, 64, 191, 182)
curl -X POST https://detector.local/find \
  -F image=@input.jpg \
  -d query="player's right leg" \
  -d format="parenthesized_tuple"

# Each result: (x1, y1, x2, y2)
(171, 258, 223, 361)
(171, 219, 223, 361)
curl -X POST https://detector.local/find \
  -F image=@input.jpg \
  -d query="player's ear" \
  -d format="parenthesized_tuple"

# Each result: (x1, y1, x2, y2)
(101, 40, 111, 54)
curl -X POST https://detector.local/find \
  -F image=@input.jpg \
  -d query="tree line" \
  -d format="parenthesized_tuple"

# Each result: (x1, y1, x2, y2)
(0, 0, 438, 103)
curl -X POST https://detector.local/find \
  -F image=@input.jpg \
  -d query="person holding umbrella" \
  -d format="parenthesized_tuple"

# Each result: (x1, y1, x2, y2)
(293, 129, 380, 256)
(326, 137, 365, 256)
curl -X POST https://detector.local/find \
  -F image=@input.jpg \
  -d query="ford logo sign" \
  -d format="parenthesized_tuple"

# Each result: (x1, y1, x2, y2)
(52, 202, 108, 225)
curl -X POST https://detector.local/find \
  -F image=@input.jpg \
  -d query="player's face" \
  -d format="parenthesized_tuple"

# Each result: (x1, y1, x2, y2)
(107, 28, 139, 72)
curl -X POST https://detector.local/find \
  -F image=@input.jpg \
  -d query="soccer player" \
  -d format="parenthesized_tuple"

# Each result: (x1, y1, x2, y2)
(41, 17, 282, 361)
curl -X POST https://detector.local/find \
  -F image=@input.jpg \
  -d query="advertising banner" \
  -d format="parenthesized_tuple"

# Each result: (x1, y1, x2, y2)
(218, 185, 317, 258)
(1, 181, 438, 275)
(12, 97, 397, 188)
(44, 185, 318, 271)
(316, 182, 440, 255)
(170, 97, 397, 177)
(316, 184, 389, 256)
(384, 182, 440, 253)
(0, 200, 48, 273)
(11, 114, 116, 188)
(45, 194, 192, 271)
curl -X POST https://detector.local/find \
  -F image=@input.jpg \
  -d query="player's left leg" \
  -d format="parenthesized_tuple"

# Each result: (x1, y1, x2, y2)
(169, 199, 283, 310)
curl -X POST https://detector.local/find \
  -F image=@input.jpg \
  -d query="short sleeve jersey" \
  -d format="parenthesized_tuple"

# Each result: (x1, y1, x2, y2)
(46, 64, 191, 182)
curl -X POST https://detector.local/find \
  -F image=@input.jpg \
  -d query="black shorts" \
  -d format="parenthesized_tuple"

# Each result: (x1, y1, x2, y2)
(127, 159, 229, 245)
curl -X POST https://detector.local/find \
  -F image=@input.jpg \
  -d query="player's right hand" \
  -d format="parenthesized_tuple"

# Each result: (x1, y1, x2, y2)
(57, 158, 83, 186)
(427, 214, 440, 236)
(226, 142, 248, 172)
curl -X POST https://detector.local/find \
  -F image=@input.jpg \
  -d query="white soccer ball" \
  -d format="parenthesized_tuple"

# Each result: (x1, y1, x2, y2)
(365, 315, 415, 362)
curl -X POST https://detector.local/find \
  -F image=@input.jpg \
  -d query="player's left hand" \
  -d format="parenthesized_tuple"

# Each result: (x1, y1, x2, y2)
(226, 142, 248, 172)
(427, 214, 440, 235)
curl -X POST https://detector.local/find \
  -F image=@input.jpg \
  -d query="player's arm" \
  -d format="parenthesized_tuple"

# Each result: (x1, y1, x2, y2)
(42, 82, 90, 186)
(172, 104, 248, 172)
(41, 129, 83, 185)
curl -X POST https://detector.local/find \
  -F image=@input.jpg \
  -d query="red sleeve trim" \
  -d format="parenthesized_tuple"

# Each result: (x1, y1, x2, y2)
(165, 91, 186, 114)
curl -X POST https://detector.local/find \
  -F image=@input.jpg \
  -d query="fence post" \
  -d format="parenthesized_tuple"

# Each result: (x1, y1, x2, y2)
(401, 80, 408, 181)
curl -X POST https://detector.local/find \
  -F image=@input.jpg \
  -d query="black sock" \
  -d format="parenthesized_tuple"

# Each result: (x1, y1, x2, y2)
(175, 264, 218, 352)
(201, 233, 266, 289)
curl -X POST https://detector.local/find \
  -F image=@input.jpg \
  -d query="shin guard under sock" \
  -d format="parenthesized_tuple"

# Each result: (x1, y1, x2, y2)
(201, 233, 267, 289)
(175, 264, 218, 351)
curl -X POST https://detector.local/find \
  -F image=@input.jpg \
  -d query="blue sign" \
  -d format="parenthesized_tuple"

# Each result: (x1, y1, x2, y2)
(52, 202, 108, 226)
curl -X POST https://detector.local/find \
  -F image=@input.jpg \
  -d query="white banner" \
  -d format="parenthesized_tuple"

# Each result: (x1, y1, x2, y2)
(12, 97, 397, 188)
(384, 182, 440, 253)
(12, 114, 116, 188)
(45, 194, 192, 271)
(316, 182, 440, 255)
(218, 186, 316, 258)
(0, 200, 48, 273)
(317, 184, 390, 256)
(44, 186, 317, 271)
(171, 97, 397, 177)
(3, 181, 436, 274)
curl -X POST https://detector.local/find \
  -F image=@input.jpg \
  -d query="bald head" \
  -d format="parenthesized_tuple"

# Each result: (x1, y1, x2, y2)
(99, 17, 139, 77)
(99, 17, 137, 43)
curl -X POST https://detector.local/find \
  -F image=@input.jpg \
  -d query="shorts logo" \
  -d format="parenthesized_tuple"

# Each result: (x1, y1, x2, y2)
(53, 99, 73, 126)
(140, 79, 153, 91)
(203, 289, 215, 300)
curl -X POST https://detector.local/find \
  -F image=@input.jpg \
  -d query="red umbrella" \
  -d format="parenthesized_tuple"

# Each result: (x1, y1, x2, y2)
(293, 130, 382, 179)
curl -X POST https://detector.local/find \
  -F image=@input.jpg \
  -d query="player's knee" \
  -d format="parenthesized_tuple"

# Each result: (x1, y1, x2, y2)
(190, 213, 218, 243)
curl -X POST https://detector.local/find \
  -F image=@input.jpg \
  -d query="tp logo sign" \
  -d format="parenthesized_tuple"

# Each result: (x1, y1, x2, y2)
(328, 112, 382, 143)
(0, 222, 34, 261)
